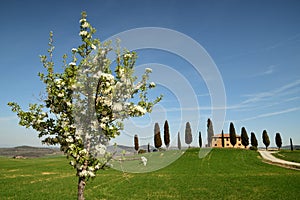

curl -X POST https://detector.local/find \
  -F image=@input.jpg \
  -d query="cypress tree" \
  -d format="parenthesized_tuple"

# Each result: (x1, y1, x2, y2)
(229, 122, 237, 147)
(221, 130, 225, 148)
(134, 134, 139, 152)
(178, 132, 181, 150)
(199, 131, 202, 148)
(241, 127, 249, 148)
(250, 132, 258, 148)
(147, 143, 150, 153)
(164, 120, 170, 149)
(154, 123, 162, 149)
(207, 118, 214, 147)
(275, 133, 282, 150)
(185, 122, 192, 147)
(262, 130, 270, 150)
(290, 138, 294, 151)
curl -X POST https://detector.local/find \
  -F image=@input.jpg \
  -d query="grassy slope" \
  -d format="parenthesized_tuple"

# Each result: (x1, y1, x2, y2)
(0, 148, 300, 200)
(273, 150, 300, 163)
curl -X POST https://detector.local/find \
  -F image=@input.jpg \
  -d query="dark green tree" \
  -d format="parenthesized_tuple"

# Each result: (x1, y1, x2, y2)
(147, 143, 150, 153)
(262, 130, 270, 150)
(241, 127, 249, 148)
(154, 123, 162, 149)
(185, 122, 192, 147)
(199, 131, 202, 148)
(229, 122, 237, 147)
(207, 118, 214, 147)
(221, 130, 225, 148)
(177, 132, 181, 150)
(164, 120, 170, 149)
(134, 134, 139, 152)
(290, 138, 294, 151)
(275, 133, 282, 150)
(250, 132, 258, 148)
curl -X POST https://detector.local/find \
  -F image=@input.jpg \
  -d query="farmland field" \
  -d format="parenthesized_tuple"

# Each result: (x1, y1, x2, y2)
(1, 148, 300, 199)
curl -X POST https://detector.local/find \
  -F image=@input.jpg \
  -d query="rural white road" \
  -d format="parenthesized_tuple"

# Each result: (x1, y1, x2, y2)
(258, 150, 300, 169)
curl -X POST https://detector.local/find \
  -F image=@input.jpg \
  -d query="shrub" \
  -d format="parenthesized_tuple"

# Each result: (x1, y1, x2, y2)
(249, 146, 258, 151)
(138, 149, 147, 154)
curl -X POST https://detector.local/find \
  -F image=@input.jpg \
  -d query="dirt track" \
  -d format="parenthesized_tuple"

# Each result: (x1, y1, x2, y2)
(258, 150, 300, 170)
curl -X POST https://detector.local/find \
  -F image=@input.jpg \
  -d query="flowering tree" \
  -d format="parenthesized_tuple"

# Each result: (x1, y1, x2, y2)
(8, 11, 161, 200)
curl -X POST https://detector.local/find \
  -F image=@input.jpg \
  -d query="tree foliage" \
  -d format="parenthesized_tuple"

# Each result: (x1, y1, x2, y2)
(185, 122, 192, 146)
(290, 138, 294, 151)
(221, 130, 225, 148)
(163, 120, 170, 149)
(134, 134, 139, 152)
(207, 118, 214, 147)
(241, 127, 249, 148)
(8, 11, 161, 200)
(262, 130, 270, 150)
(229, 122, 237, 147)
(250, 132, 258, 148)
(177, 132, 181, 150)
(154, 123, 162, 149)
(199, 131, 202, 148)
(275, 133, 282, 150)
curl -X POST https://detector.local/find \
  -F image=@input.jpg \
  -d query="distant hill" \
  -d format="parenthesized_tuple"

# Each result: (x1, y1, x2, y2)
(0, 146, 61, 158)
(282, 145, 300, 150)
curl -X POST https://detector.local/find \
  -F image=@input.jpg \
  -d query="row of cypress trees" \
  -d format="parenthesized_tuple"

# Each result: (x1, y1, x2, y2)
(134, 119, 292, 151)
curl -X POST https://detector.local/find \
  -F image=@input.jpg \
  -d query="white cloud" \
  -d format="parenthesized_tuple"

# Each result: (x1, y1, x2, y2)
(237, 107, 300, 122)
(240, 79, 300, 106)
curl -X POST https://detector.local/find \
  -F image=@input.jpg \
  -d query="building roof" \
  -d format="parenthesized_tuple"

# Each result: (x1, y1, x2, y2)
(212, 133, 241, 138)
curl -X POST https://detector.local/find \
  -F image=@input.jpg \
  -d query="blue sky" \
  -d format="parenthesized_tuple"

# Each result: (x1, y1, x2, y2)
(0, 0, 299, 148)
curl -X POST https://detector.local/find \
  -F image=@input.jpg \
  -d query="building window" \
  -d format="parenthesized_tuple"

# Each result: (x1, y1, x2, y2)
(238, 138, 240, 141)
(226, 138, 229, 141)
(215, 144, 217, 146)
(226, 144, 229, 146)
(238, 144, 241, 146)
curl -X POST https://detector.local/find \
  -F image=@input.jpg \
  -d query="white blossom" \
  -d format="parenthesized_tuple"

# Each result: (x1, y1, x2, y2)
(69, 62, 76, 66)
(79, 31, 88, 36)
(135, 105, 146, 114)
(100, 123, 106, 129)
(112, 103, 123, 112)
(66, 136, 74, 143)
(95, 164, 100, 170)
(88, 171, 95, 177)
(124, 53, 132, 59)
(70, 161, 75, 166)
(58, 93, 64, 97)
(149, 82, 156, 88)
(79, 149, 88, 155)
(79, 18, 86, 23)
(145, 68, 152, 73)
(79, 170, 88, 177)
(95, 143, 106, 155)
(91, 44, 96, 50)
(66, 101, 72, 107)
(71, 48, 78, 53)
(81, 22, 89, 28)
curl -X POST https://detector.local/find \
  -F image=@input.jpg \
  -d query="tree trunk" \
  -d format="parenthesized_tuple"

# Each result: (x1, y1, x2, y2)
(78, 176, 86, 200)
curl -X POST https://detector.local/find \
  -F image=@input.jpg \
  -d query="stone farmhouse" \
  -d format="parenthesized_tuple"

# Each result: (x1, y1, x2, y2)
(211, 133, 244, 148)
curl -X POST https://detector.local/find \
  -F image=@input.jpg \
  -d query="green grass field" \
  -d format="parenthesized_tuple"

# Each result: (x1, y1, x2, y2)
(1, 148, 300, 200)
(273, 150, 300, 163)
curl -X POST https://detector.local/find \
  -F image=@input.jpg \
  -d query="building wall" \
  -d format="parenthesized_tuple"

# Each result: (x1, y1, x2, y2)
(211, 136, 244, 148)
